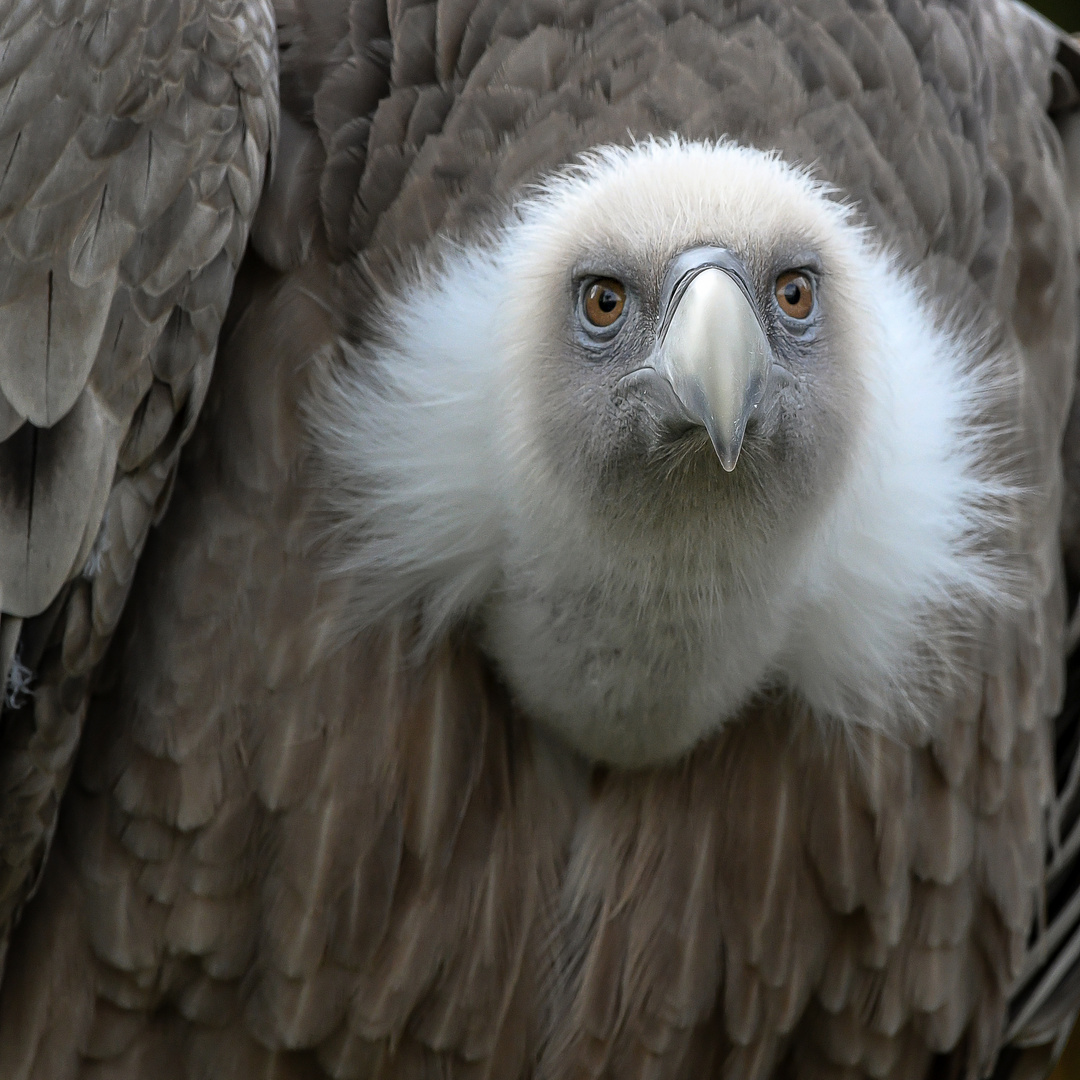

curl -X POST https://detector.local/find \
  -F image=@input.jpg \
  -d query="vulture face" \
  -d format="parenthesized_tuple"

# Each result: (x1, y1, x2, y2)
(500, 143, 863, 531)
(321, 139, 1019, 767)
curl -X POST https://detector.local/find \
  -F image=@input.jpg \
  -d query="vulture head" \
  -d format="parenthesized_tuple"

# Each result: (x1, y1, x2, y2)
(318, 138, 1021, 767)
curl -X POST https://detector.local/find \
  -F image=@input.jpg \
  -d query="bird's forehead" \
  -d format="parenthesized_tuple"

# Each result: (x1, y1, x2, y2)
(513, 139, 859, 274)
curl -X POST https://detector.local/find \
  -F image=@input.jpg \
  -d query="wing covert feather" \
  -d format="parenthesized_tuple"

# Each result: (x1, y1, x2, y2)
(0, 0, 278, 973)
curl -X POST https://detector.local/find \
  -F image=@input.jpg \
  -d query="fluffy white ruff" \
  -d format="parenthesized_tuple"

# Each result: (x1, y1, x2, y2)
(314, 138, 1024, 765)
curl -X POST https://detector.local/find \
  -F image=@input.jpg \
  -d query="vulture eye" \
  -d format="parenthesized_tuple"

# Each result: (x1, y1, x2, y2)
(775, 271, 815, 320)
(582, 278, 627, 328)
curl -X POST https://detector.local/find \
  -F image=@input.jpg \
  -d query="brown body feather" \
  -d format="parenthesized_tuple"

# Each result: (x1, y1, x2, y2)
(1, 1, 1079, 1079)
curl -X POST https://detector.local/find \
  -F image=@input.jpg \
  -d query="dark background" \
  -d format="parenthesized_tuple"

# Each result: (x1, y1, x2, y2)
(1033, 0, 1079, 31)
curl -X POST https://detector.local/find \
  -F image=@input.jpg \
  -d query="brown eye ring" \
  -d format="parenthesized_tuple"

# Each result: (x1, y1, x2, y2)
(775, 270, 815, 320)
(582, 278, 627, 329)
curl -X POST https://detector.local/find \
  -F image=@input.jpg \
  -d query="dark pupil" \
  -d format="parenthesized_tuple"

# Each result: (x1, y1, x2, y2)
(598, 289, 618, 313)
(783, 281, 802, 306)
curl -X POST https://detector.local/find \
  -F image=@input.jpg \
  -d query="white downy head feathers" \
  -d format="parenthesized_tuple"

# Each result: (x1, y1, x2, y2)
(313, 137, 1027, 766)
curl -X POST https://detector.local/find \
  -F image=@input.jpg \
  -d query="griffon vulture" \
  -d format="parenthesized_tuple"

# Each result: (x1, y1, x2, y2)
(0, 0, 1079, 1079)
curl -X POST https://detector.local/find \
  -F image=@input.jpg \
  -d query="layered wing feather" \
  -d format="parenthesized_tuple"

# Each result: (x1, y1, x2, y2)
(0, 252, 576, 1080)
(1002, 17, 1080, 1079)
(0, 0, 277, 971)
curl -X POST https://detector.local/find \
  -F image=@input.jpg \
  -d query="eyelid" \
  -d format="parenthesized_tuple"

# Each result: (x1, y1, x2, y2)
(777, 250, 823, 276)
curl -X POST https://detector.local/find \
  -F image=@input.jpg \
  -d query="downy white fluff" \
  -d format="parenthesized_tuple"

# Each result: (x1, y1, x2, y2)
(313, 138, 1027, 766)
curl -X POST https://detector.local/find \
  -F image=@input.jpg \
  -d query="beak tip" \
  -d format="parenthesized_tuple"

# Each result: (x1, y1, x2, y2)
(707, 424, 745, 473)
(716, 446, 741, 472)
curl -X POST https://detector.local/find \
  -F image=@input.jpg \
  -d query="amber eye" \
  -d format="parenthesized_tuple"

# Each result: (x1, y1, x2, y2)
(775, 271, 815, 320)
(582, 278, 627, 328)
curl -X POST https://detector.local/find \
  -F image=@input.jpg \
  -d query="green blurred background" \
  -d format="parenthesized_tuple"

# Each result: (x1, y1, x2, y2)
(1034, 0, 1079, 30)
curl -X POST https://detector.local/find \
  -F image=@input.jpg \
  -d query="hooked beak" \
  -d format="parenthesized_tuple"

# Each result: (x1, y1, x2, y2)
(651, 248, 771, 472)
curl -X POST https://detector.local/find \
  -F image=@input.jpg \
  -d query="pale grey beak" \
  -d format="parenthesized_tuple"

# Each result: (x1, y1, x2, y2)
(653, 248, 771, 472)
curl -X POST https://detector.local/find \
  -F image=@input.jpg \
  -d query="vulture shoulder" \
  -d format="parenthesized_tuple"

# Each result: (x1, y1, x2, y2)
(0, 0, 277, 969)
(1, 2, 1080, 1080)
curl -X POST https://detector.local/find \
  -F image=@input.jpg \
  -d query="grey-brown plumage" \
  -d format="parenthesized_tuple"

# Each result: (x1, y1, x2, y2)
(0, 0, 277, 971)
(1, 1, 1079, 1079)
